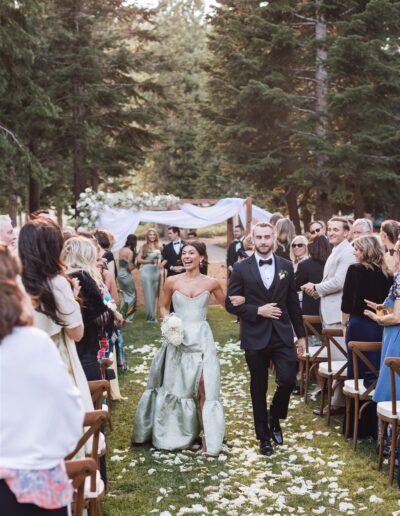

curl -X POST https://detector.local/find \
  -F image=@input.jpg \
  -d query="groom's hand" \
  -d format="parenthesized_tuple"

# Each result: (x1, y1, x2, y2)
(296, 337, 306, 358)
(257, 303, 282, 319)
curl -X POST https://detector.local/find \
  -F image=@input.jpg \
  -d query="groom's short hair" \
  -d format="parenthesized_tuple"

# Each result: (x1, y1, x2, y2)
(168, 226, 180, 236)
(252, 222, 274, 235)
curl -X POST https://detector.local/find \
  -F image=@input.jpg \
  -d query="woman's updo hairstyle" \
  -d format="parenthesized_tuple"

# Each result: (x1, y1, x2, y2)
(381, 220, 400, 245)
(0, 247, 28, 341)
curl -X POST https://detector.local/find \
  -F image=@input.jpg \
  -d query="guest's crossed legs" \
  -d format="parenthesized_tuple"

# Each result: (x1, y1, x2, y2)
(245, 331, 297, 441)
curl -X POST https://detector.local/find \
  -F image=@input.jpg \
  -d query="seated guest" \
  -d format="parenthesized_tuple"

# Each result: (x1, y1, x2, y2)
(0, 246, 84, 516)
(290, 235, 309, 273)
(364, 236, 400, 403)
(342, 236, 393, 384)
(18, 218, 93, 411)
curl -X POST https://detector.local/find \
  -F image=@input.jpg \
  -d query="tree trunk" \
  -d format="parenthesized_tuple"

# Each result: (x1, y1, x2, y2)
(315, 0, 333, 220)
(28, 174, 41, 214)
(286, 187, 301, 234)
(8, 166, 18, 225)
(353, 181, 365, 218)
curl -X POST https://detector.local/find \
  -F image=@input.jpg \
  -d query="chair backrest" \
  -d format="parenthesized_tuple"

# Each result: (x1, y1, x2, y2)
(88, 380, 110, 411)
(65, 458, 97, 516)
(303, 315, 323, 353)
(348, 341, 382, 398)
(323, 326, 346, 374)
(384, 357, 400, 416)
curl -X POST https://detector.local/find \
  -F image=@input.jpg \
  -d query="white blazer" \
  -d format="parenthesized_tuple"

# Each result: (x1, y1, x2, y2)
(315, 239, 356, 325)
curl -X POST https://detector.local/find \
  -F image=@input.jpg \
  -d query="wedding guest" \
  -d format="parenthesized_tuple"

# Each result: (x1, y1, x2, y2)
(380, 219, 400, 273)
(269, 212, 284, 228)
(117, 234, 137, 321)
(342, 236, 392, 381)
(0, 214, 16, 248)
(0, 246, 84, 516)
(364, 236, 400, 403)
(243, 234, 254, 255)
(352, 218, 373, 239)
(227, 225, 245, 276)
(137, 228, 162, 323)
(94, 228, 117, 279)
(162, 226, 185, 277)
(290, 235, 309, 272)
(62, 236, 114, 382)
(274, 218, 296, 261)
(302, 216, 356, 415)
(18, 218, 93, 412)
(308, 220, 327, 243)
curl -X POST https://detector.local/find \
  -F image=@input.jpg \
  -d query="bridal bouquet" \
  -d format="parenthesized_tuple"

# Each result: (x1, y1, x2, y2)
(161, 313, 184, 347)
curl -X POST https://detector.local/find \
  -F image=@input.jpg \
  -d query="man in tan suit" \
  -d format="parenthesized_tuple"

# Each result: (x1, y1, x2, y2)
(302, 216, 356, 412)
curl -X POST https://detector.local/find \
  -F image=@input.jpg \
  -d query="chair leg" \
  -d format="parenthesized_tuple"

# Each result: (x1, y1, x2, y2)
(304, 358, 310, 404)
(318, 377, 326, 416)
(344, 397, 351, 440)
(352, 396, 359, 451)
(388, 420, 398, 486)
(326, 377, 332, 426)
(299, 360, 305, 396)
(377, 419, 387, 471)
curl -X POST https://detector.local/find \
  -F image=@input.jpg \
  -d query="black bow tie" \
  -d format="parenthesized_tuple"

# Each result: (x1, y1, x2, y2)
(173, 241, 181, 246)
(259, 258, 273, 267)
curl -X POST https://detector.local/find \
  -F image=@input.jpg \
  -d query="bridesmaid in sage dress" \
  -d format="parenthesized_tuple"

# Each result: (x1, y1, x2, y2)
(137, 228, 161, 323)
(117, 234, 137, 322)
(133, 241, 244, 456)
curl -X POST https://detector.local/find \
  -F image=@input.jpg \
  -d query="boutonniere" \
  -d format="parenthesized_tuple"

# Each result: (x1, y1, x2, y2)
(278, 270, 288, 280)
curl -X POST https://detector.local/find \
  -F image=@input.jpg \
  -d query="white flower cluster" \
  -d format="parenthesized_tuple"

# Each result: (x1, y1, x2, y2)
(161, 313, 184, 347)
(75, 187, 180, 230)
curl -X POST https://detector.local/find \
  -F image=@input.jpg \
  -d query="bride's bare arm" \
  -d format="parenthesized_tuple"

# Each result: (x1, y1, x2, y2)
(210, 279, 226, 307)
(160, 278, 174, 318)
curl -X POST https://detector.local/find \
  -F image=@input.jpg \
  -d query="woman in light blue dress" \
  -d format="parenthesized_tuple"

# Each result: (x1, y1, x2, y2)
(364, 237, 400, 402)
(117, 235, 137, 322)
(137, 229, 161, 323)
(133, 241, 242, 456)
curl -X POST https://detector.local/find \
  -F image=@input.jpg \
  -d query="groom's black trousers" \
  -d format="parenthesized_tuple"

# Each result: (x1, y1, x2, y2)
(245, 328, 297, 441)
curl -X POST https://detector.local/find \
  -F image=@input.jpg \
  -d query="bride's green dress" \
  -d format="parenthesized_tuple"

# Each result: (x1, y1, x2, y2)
(132, 290, 225, 456)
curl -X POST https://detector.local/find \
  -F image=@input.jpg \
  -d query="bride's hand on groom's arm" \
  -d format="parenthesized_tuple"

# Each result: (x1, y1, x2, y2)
(257, 303, 282, 319)
(229, 295, 245, 307)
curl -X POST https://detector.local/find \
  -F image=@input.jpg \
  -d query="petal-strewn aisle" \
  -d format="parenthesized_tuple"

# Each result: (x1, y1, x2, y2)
(104, 308, 400, 516)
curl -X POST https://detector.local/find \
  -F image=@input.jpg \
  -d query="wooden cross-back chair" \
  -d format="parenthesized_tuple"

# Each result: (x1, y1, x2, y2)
(377, 357, 400, 486)
(299, 315, 327, 403)
(65, 458, 97, 516)
(343, 341, 382, 450)
(89, 379, 112, 430)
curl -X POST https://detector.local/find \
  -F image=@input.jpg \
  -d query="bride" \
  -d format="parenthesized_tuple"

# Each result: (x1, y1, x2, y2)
(132, 241, 237, 456)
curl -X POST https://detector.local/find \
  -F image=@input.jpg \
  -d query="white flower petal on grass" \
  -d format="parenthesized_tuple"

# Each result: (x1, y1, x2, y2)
(160, 512, 172, 516)
(312, 508, 326, 515)
(110, 454, 126, 462)
(339, 502, 355, 512)
(369, 495, 383, 503)
(148, 468, 156, 475)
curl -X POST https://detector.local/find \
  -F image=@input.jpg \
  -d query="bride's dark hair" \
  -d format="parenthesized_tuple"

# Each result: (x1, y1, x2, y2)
(182, 241, 209, 268)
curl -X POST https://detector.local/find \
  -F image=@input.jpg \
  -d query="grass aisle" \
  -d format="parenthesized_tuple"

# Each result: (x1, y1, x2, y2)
(104, 308, 400, 516)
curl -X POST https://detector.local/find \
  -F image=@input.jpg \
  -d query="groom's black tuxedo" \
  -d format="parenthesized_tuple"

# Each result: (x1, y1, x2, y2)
(225, 253, 306, 441)
(162, 241, 184, 277)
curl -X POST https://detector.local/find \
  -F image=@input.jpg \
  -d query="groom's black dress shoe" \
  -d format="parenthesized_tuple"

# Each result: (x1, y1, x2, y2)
(269, 416, 283, 445)
(259, 439, 274, 456)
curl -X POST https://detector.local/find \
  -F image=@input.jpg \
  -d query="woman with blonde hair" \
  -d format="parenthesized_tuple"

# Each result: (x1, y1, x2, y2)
(137, 228, 162, 322)
(274, 218, 296, 261)
(290, 235, 309, 272)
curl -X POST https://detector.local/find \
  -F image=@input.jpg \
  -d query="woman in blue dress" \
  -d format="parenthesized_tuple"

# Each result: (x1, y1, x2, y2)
(364, 236, 400, 403)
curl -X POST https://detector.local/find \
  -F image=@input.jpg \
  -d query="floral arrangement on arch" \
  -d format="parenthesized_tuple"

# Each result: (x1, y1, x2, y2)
(75, 187, 180, 230)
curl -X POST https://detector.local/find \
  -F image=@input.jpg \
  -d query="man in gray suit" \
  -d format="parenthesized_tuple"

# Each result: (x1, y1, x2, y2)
(302, 216, 356, 412)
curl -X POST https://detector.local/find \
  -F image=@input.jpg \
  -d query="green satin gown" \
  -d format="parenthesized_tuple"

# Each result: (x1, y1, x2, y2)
(132, 290, 225, 456)
(140, 250, 161, 322)
(117, 259, 136, 321)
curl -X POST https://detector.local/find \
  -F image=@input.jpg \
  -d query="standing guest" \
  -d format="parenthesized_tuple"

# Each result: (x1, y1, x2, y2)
(227, 225, 245, 276)
(226, 223, 306, 456)
(0, 214, 16, 249)
(290, 235, 309, 273)
(269, 213, 284, 228)
(94, 228, 117, 279)
(302, 216, 356, 414)
(352, 218, 373, 239)
(188, 231, 208, 274)
(137, 228, 162, 323)
(117, 234, 137, 322)
(380, 220, 400, 273)
(162, 226, 185, 277)
(308, 220, 327, 243)
(274, 218, 296, 261)
(62, 236, 114, 382)
(342, 236, 392, 382)
(0, 247, 84, 516)
(364, 236, 400, 403)
(18, 218, 93, 412)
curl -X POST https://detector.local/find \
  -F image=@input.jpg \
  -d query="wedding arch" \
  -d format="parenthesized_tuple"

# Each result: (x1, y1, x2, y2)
(76, 189, 272, 250)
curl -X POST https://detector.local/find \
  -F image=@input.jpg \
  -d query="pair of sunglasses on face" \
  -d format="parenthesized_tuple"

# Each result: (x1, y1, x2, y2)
(292, 243, 305, 248)
(310, 227, 322, 235)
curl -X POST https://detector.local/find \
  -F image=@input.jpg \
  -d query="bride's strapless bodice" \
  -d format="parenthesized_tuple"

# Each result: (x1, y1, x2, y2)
(172, 291, 210, 322)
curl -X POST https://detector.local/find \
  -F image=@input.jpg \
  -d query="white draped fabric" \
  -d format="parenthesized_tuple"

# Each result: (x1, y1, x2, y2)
(98, 198, 272, 251)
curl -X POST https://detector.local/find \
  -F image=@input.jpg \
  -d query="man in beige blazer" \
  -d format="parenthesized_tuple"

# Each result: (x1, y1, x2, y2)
(302, 216, 356, 411)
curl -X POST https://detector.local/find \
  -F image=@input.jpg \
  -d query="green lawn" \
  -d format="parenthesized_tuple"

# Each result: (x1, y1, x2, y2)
(104, 308, 400, 516)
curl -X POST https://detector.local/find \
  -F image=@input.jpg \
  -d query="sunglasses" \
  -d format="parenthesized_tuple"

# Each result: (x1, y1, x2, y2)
(388, 248, 399, 256)
(292, 243, 305, 248)
(310, 227, 321, 235)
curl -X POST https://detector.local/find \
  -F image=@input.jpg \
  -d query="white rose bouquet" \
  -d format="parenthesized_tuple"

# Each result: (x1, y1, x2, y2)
(161, 313, 184, 347)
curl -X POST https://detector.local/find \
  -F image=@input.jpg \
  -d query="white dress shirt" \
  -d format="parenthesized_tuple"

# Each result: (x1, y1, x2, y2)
(255, 251, 275, 290)
(173, 239, 182, 255)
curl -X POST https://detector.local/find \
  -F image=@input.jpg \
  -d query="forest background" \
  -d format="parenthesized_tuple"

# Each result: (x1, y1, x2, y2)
(1, 0, 400, 233)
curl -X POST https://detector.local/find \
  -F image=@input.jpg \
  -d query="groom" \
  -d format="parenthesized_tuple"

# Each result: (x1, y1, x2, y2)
(226, 222, 306, 456)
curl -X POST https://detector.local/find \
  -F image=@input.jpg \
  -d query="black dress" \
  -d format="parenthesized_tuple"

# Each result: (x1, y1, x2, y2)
(295, 257, 325, 317)
(70, 271, 113, 381)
